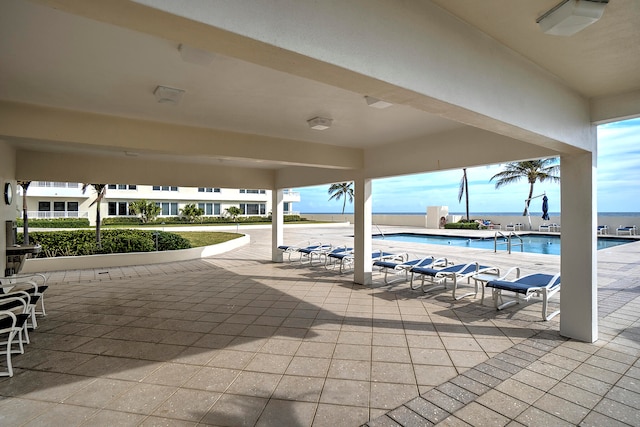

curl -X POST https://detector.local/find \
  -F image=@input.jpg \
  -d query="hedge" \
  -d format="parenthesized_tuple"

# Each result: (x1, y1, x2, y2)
(17, 229, 191, 258)
(102, 214, 306, 226)
(16, 218, 90, 228)
(444, 221, 480, 230)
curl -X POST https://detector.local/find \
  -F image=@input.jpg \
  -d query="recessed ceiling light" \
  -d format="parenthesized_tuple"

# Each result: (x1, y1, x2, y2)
(307, 116, 333, 130)
(178, 44, 216, 65)
(365, 96, 393, 109)
(154, 85, 185, 105)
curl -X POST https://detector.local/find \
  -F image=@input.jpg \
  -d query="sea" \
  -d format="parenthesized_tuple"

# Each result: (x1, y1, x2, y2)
(303, 212, 640, 217)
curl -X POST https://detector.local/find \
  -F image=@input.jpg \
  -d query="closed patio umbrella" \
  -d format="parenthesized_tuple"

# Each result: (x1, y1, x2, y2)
(542, 195, 550, 220)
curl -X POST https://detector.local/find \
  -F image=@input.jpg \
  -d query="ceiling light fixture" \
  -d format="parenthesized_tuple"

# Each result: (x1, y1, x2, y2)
(178, 44, 216, 66)
(364, 96, 393, 109)
(307, 116, 332, 130)
(537, 0, 608, 36)
(154, 85, 185, 105)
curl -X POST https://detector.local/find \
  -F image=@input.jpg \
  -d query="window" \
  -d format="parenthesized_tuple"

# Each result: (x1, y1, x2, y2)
(240, 189, 265, 194)
(198, 203, 221, 216)
(38, 201, 50, 211)
(199, 187, 221, 193)
(153, 186, 160, 191)
(240, 203, 266, 215)
(156, 202, 178, 216)
(67, 202, 79, 211)
(108, 184, 136, 190)
(108, 202, 131, 216)
(153, 186, 178, 191)
(284, 202, 290, 212)
(54, 201, 66, 212)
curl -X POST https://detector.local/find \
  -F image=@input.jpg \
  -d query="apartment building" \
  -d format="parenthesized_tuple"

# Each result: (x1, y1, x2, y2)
(20, 182, 300, 225)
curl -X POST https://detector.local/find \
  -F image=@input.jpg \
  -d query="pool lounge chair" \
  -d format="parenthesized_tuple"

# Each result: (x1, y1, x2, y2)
(296, 243, 332, 265)
(412, 262, 499, 300)
(321, 246, 353, 269)
(277, 240, 313, 262)
(616, 225, 637, 236)
(597, 225, 608, 235)
(335, 250, 406, 274)
(373, 256, 448, 286)
(486, 272, 561, 321)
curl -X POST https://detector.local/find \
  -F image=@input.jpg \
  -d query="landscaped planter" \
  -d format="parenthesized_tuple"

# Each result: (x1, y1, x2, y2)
(20, 234, 250, 273)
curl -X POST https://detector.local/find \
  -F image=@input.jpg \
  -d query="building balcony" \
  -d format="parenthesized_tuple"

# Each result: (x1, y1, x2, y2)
(27, 210, 89, 219)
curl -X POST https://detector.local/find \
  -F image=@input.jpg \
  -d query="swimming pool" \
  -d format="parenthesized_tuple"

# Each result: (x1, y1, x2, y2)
(372, 233, 632, 255)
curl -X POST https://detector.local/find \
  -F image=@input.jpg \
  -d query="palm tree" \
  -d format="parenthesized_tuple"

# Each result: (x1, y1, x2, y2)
(17, 181, 31, 244)
(490, 158, 560, 215)
(458, 168, 470, 222)
(328, 182, 354, 214)
(82, 184, 107, 247)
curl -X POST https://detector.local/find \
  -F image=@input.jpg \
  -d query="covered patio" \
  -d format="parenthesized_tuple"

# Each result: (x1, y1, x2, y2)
(1, 225, 639, 425)
(1, 1, 640, 424)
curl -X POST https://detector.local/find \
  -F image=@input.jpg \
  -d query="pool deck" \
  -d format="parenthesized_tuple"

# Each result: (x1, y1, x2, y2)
(1, 224, 639, 426)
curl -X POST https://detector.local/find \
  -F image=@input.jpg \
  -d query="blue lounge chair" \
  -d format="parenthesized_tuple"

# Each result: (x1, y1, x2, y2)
(616, 225, 636, 236)
(320, 246, 353, 268)
(333, 250, 405, 274)
(486, 272, 561, 321)
(373, 256, 448, 286)
(277, 240, 312, 262)
(411, 262, 499, 300)
(296, 243, 332, 264)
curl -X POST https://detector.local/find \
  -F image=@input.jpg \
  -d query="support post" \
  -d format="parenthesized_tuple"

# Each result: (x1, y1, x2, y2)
(560, 151, 598, 342)
(272, 188, 284, 262)
(353, 177, 372, 285)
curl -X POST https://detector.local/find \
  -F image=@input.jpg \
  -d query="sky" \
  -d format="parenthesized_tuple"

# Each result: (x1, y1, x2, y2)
(294, 117, 640, 214)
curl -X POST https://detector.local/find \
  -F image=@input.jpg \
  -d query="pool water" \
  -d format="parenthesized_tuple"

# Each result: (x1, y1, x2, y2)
(373, 233, 631, 255)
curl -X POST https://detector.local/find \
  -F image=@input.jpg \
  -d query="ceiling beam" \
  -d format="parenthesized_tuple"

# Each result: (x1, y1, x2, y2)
(0, 101, 363, 170)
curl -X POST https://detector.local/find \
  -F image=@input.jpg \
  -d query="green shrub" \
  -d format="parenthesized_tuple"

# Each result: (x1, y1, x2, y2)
(102, 217, 142, 226)
(444, 221, 480, 230)
(154, 231, 191, 251)
(16, 218, 90, 228)
(18, 229, 191, 257)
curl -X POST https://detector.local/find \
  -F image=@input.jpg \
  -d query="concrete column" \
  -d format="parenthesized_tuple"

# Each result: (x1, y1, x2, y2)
(271, 189, 284, 262)
(353, 178, 372, 285)
(560, 151, 598, 342)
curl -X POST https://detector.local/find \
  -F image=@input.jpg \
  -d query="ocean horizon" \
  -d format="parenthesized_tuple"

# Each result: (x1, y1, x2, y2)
(301, 212, 640, 217)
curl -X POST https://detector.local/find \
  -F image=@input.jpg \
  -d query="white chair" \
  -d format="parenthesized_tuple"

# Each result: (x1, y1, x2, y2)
(486, 272, 561, 321)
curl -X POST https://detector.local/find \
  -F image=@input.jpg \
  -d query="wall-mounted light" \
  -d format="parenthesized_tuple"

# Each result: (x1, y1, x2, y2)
(365, 96, 393, 109)
(537, 0, 608, 36)
(307, 116, 332, 130)
(154, 85, 185, 105)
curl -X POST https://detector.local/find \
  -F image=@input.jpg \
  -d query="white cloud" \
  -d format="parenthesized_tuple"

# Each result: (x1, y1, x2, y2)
(295, 119, 640, 213)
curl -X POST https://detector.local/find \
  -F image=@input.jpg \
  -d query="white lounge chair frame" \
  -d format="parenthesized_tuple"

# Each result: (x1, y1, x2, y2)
(413, 262, 500, 300)
(486, 271, 561, 321)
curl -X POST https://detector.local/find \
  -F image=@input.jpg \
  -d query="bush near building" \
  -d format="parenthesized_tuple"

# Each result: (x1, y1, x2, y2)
(16, 218, 90, 228)
(102, 214, 306, 226)
(18, 229, 191, 257)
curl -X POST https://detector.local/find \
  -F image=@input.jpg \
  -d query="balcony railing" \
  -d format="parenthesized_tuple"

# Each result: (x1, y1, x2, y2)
(27, 211, 89, 219)
(33, 182, 79, 188)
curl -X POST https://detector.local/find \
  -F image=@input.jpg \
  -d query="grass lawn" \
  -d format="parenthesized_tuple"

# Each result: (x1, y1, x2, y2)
(174, 231, 243, 247)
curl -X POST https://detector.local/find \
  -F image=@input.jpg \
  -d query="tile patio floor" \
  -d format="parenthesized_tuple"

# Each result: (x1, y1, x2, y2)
(1, 225, 639, 426)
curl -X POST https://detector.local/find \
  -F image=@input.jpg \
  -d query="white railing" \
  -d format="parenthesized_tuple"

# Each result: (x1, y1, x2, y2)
(284, 211, 300, 216)
(27, 211, 89, 219)
(494, 231, 524, 254)
(33, 182, 79, 188)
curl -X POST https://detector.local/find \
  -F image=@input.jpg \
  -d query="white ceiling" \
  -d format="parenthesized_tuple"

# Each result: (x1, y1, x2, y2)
(1, 0, 638, 173)
(0, 0, 462, 152)
(431, 0, 640, 99)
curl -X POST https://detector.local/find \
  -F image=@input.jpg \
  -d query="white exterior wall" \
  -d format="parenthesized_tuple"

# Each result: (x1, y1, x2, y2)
(22, 183, 300, 225)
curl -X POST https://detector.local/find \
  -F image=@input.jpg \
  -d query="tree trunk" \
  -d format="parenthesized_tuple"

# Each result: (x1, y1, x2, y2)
(21, 182, 30, 245)
(95, 204, 102, 248)
(522, 183, 535, 216)
(342, 197, 346, 215)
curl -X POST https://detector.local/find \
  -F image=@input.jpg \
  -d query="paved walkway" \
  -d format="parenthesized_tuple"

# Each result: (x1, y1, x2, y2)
(1, 225, 639, 426)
